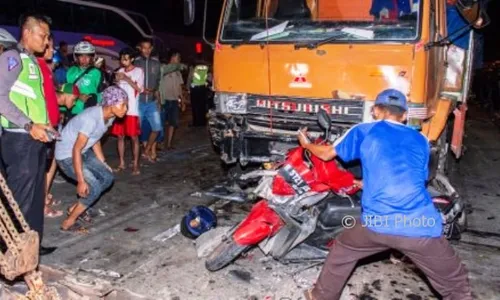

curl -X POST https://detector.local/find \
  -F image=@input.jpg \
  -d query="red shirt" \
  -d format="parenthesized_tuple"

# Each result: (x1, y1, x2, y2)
(37, 58, 59, 127)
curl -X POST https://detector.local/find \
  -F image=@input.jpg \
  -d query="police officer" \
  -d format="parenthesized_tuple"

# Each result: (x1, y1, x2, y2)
(188, 59, 210, 127)
(0, 14, 58, 255)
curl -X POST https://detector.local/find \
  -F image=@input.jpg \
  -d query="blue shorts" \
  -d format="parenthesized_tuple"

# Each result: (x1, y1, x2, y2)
(163, 100, 180, 128)
(138, 101, 162, 132)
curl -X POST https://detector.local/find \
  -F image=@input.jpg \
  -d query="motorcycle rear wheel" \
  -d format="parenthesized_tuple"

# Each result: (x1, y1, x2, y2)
(205, 238, 250, 272)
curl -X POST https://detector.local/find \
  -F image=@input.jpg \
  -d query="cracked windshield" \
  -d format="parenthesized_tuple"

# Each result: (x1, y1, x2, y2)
(221, 0, 421, 43)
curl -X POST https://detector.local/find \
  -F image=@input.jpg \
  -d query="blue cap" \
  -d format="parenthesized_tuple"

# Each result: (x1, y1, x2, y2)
(375, 89, 408, 111)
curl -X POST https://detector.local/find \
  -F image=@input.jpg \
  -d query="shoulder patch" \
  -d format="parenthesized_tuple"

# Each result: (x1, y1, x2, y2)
(7, 56, 19, 71)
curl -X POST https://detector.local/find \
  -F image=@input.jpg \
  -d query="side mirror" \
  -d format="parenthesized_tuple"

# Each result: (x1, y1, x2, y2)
(184, 0, 195, 26)
(455, 0, 490, 29)
(317, 109, 332, 131)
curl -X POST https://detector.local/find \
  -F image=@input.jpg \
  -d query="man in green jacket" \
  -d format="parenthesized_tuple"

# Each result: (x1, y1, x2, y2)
(65, 41, 102, 120)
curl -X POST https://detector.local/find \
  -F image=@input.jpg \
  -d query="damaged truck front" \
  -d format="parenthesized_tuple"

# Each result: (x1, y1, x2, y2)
(185, 0, 488, 179)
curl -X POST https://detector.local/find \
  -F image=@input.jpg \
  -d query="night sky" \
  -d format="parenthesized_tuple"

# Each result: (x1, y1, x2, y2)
(101, 0, 499, 62)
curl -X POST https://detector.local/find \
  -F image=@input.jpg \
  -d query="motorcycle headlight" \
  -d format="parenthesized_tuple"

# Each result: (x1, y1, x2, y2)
(215, 92, 247, 114)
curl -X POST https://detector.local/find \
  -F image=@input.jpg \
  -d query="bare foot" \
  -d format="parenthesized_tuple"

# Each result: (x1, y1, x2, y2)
(61, 219, 88, 234)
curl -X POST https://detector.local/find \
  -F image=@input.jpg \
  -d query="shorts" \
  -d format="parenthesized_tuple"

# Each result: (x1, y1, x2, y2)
(163, 100, 180, 128)
(111, 115, 141, 137)
(138, 101, 162, 132)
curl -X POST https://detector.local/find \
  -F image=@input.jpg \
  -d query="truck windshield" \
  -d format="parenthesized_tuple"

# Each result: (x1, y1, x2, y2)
(220, 0, 421, 43)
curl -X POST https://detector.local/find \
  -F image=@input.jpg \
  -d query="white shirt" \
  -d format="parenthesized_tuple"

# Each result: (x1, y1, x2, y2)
(116, 67, 144, 116)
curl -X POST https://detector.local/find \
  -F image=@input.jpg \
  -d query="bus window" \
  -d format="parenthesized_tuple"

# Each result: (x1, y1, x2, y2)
(0, 0, 35, 26)
(126, 12, 153, 36)
(73, 5, 106, 35)
(104, 11, 144, 47)
(39, 1, 74, 32)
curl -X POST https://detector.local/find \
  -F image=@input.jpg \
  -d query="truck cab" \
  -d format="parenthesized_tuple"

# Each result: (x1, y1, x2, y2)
(185, 0, 488, 179)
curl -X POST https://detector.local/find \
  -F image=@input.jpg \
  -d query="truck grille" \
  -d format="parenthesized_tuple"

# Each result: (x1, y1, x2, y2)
(246, 94, 365, 123)
(246, 115, 351, 136)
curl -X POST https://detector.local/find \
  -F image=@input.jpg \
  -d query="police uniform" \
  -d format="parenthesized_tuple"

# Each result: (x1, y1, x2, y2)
(189, 64, 209, 127)
(0, 45, 48, 240)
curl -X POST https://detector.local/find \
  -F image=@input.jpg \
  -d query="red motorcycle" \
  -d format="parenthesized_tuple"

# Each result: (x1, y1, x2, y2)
(205, 110, 466, 272)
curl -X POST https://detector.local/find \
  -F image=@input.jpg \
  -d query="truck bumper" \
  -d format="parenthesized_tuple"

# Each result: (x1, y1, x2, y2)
(207, 111, 350, 165)
(208, 113, 298, 165)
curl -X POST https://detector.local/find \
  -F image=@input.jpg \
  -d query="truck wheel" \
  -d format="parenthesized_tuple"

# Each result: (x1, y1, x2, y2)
(437, 116, 460, 176)
(205, 238, 250, 272)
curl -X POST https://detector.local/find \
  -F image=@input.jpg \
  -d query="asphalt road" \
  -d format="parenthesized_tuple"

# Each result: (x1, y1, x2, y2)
(38, 107, 500, 300)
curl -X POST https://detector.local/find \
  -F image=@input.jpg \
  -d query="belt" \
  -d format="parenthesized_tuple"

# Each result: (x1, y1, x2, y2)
(4, 128, 28, 134)
(139, 91, 157, 103)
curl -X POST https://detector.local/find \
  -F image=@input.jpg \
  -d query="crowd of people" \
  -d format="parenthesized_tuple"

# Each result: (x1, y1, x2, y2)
(0, 7, 477, 300)
(0, 13, 213, 246)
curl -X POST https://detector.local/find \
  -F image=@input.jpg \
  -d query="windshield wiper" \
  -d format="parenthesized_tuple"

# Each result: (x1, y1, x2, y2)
(294, 27, 374, 50)
(229, 39, 269, 49)
(294, 32, 344, 50)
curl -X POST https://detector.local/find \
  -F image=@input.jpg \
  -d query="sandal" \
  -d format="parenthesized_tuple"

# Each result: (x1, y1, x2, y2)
(67, 208, 95, 225)
(113, 165, 126, 173)
(45, 207, 63, 218)
(78, 211, 94, 225)
(60, 222, 88, 234)
(303, 289, 315, 300)
(46, 194, 62, 206)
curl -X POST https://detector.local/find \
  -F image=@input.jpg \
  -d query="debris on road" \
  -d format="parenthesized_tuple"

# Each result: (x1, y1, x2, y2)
(80, 268, 122, 278)
(190, 191, 202, 197)
(152, 224, 180, 242)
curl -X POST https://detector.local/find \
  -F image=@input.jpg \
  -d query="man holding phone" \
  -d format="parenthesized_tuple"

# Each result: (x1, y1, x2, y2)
(134, 38, 162, 162)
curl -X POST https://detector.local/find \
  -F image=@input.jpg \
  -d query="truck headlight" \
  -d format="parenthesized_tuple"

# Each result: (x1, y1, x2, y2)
(215, 92, 247, 114)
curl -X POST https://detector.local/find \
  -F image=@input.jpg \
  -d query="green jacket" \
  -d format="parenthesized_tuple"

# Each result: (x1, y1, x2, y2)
(1, 52, 47, 128)
(66, 66, 102, 114)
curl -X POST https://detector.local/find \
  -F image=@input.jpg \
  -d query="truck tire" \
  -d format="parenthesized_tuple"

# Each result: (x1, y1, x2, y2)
(205, 238, 250, 272)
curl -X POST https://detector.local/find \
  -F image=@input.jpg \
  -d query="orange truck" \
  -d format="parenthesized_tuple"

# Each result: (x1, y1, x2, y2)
(184, 0, 488, 184)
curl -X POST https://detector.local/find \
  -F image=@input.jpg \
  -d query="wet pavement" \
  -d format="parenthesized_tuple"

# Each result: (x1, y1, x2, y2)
(38, 106, 500, 300)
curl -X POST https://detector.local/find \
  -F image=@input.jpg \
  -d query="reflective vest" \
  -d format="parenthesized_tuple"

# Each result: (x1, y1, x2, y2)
(1, 53, 47, 128)
(191, 65, 208, 87)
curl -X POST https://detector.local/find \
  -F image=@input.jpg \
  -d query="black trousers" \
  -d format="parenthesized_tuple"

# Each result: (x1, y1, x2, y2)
(190, 86, 208, 126)
(0, 132, 47, 242)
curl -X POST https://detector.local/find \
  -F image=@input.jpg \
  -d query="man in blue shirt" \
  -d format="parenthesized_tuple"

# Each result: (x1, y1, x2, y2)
(300, 89, 472, 300)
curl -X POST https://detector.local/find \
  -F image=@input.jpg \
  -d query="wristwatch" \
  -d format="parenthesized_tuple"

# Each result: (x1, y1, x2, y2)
(24, 121, 34, 132)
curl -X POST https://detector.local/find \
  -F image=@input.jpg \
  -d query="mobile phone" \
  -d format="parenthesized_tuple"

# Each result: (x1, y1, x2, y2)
(46, 129, 61, 142)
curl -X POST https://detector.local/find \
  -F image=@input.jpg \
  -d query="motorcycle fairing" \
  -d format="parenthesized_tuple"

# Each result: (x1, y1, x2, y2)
(233, 200, 284, 246)
(272, 147, 360, 196)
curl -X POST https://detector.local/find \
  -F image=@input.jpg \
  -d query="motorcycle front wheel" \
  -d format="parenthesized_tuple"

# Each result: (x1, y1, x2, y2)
(205, 238, 250, 272)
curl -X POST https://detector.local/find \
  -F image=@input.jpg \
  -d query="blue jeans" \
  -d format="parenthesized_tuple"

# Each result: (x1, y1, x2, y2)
(139, 101, 164, 143)
(138, 101, 163, 140)
(57, 151, 114, 208)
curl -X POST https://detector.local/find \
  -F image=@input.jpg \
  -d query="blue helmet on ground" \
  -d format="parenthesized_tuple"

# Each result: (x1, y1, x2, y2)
(180, 205, 217, 239)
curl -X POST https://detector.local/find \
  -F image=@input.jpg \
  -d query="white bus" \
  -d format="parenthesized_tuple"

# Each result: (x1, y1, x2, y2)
(0, 0, 166, 69)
